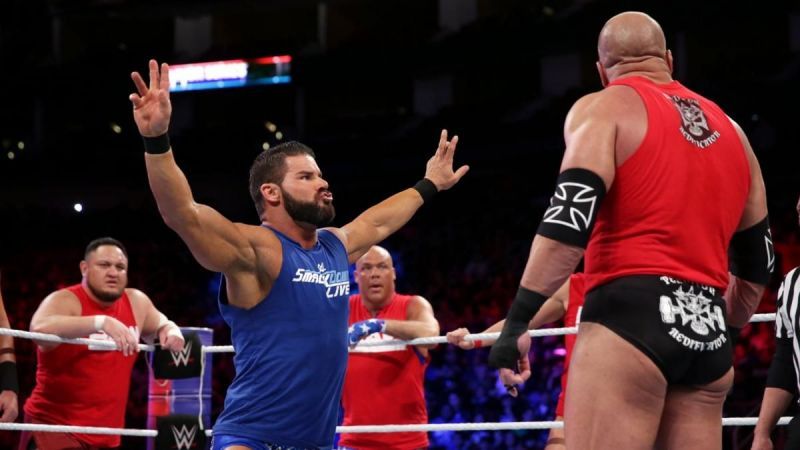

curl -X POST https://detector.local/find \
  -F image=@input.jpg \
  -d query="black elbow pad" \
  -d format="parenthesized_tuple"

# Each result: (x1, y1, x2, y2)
(537, 168, 607, 248)
(766, 336, 799, 396)
(728, 217, 774, 285)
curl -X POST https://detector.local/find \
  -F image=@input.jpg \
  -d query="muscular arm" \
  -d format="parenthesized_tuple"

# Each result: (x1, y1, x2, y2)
(725, 121, 769, 328)
(338, 190, 425, 263)
(131, 60, 261, 278)
(489, 90, 626, 382)
(145, 152, 259, 274)
(519, 92, 618, 296)
(384, 296, 439, 342)
(30, 289, 141, 355)
(29, 290, 94, 348)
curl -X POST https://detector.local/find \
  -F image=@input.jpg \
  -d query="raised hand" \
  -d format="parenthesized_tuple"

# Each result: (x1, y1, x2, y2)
(347, 319, 386, 348)
(129, 59, 172, 137)
(424, 129, 469, 191)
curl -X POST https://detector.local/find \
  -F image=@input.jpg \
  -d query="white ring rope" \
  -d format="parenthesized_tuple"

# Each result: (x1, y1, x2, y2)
(0, 327, 155, 352)
(0, 416, 792, 436)
(0, 313, 778, 354)
(202, 345, 235, 354)
(0, 312, 786, 438)
(355, 313, 777, 348)
(0, 422, 157, 436)
(750, 313, 776, 323)
(356, 326, 580, 348)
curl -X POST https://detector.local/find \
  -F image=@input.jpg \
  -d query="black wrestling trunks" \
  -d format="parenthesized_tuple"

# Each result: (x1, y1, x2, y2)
(581, 275, 732, 385)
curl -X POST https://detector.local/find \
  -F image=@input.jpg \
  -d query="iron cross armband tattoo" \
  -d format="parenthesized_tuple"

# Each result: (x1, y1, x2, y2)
(537, 168, 607, 248)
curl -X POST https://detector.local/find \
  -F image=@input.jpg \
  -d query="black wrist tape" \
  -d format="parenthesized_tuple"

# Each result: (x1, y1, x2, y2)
(413, 178, 438, 203)
(0, 361, 18, 394)
(488, 287, 548, 370)
(729, 216, 774, 285)
(537, 168, 606, 248)
(143, 133, 171, 154)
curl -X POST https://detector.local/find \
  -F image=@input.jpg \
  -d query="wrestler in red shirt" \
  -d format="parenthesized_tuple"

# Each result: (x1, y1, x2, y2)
(342, 246, 439, 450)
(21, 238, 185, 450)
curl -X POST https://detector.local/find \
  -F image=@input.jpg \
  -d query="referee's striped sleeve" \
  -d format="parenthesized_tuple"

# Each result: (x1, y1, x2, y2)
(776, 268, 800, 339)
(767, 267, 800, 395)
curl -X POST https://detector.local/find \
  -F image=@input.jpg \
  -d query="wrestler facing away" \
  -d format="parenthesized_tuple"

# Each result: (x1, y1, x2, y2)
(129, 60, 467, 450)
(488, 12, 769, 450)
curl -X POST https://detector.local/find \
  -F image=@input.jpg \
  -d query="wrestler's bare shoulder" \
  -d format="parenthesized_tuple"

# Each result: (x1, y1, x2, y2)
(234, 223, 282, 248)
(569, 86, 642, 120)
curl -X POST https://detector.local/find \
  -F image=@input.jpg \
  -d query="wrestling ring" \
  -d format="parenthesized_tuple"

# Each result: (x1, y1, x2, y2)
(0, 313, 786, 446)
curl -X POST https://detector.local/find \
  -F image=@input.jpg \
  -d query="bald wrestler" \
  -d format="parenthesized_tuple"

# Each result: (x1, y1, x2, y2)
(488, 12, 770, 450)
(340, 246, 439, 450)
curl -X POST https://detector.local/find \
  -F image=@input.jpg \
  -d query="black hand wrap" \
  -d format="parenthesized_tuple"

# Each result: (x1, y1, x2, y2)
(537, 168, 607, 248)
(143, 133, 171, 154)
(488, 287, 547, 370)
(413, 178, 438, 203)
(729, 216, 774, 285)
(0, 361, 18, 394)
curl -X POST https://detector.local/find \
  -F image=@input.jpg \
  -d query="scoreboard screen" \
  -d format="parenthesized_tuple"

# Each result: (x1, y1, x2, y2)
(169, 55, 291, 92)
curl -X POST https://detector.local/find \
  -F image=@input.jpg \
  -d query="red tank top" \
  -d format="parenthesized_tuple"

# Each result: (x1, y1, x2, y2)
(556, 273, 586, 417)
(563, 273, 586, 364)
(24, 284, 139, 448)
(585, 76, 750, 291)
(340, 293, 429, 450)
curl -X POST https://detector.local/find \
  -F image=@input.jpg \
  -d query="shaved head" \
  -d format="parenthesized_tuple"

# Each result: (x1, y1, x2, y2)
(356, 246, 393, 268)
(356, 246, 396, 307)
(598, 12, 667, 69)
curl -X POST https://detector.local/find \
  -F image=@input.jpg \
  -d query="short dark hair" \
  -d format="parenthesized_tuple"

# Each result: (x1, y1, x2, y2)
(84, 237, 128, 260)
(249, 141, 316, 217)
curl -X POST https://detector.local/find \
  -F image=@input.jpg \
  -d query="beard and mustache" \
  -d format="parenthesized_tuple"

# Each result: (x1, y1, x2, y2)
(282, 189, 336, 227)
(86, 281, 125, 303)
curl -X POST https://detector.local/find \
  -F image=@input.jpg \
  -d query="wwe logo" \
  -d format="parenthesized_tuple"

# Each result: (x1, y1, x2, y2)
(170, 341, 192, 367)
(170, 424, 197, 449)
(317, 262, 327, 272)
(542, 182, 597, 231)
